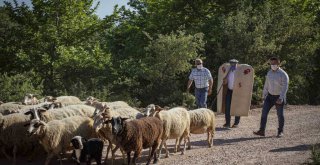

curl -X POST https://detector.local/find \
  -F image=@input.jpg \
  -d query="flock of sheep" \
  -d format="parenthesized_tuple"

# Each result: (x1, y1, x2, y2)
(0, 94, 216, 165)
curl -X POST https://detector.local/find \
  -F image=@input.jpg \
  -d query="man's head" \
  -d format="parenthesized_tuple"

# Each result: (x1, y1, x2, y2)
(269, 57, 280, 71)
(229, 59, 239, 70)
(195, 58, 203, 70)
(229, 59, 239, 65)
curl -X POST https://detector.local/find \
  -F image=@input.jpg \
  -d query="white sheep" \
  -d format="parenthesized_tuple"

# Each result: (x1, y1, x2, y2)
(26, 116, 97, 165)
(93, 104, 143, 165)
(24, 104, 95, 122)
(188, 108, 216, 149)
(86, 100, 132, 116)
(0, 102, 25, 115)
(0, 112, 40, 165)
(145, 105, 190, 158)
(43, 96, 82, 106)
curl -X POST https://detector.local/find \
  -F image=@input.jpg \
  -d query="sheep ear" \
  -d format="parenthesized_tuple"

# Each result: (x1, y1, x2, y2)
(24, 111, 31, 115)
(120, 117, 129, 122)
(24, 123, 30, 127)
(103, 119, 111, 124)
(81, 137, 87, 142)
(154, 105, 163, 111)
(38, 108, 47, 113)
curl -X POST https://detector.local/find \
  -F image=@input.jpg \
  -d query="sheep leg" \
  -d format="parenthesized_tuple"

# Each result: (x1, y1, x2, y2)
(120, 147, 126, 165)
(1, 146, 11, 160)
(110, 145, 120, 165)
(174, 138, 179, 153)
(127, 151, 131, 165)
(58, 154, 63, 165)
(181, 136, 187, 155)
(164, 141, 169, 158)
(157, 139, 165, 159)
(132, 150, 140, 165)
(44, 153, 55, 165)
(12, 145, 17, 165)
(105, 140, 112, 162)
(150, 142, 159, 165)
(187, 135, 191, 150)
(210, 129, 215, 148)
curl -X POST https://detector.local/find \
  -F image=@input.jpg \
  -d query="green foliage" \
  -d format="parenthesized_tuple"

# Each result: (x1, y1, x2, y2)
(305, 145, 320, 165)
(0, 0, 319, 105)
(139, 31, 205, 106)
(0, 72, 43, 102)
(182, 92, 196, 109)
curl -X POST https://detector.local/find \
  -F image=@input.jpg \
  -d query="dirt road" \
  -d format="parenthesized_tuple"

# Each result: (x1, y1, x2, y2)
(1, 105, 319, 165)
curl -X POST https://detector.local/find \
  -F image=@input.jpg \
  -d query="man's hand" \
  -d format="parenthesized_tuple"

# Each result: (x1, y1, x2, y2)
(223, 78, 227, 85)
(208, 89, 212, 96)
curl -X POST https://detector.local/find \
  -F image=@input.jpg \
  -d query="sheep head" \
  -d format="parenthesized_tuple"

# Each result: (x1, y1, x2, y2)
(93, 105, 111, 132)
(23, 93, 39, 105)
(24, 108, 47, 120)
(91, 102, 105, 117)
(105, 117, 129, 135)
(145, 104, 163, 117)
(25, 119, 46, 136)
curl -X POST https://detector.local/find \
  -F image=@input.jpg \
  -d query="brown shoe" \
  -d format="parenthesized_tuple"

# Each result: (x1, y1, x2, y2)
(253, 130, 265, 136)
(231, 124, 239, 128)
(223, 124, 230, 128)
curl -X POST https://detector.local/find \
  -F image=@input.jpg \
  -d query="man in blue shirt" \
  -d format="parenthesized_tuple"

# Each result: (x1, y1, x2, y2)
(187, 59, 213, 108)
(254, 57, 289, 137)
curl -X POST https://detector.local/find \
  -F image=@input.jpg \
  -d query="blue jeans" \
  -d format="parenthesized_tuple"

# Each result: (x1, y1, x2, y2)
(195, 87, 208, 108)
(225, 89, 240, 125)
(259, 94, 285, 133)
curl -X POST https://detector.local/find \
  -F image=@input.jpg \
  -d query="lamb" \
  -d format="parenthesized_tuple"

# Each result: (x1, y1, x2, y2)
(70, 136, 103, 165)
(0, 112, 40, 165)
(24, 104, 95, 122)
(188, 108, 216, 149)
(106, 116, 163, 165)
(26, 116, 97, 165)
(93, 104, 143, 164)
(22, 93, 40, 105)
(144, 104, 190, 158)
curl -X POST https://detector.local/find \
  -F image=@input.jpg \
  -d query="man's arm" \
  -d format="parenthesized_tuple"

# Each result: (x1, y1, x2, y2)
(262, 75, 269, 100)
(187, 79, 193, 92)
(208, 78, 213, 95)
(279, 72, 289, 102)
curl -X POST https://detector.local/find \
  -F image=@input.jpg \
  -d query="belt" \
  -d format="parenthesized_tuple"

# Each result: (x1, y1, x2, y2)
(268, 93, 280, 97)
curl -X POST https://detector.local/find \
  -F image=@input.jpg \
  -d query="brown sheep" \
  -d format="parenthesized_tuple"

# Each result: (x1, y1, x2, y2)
(106, 116, 163, 165)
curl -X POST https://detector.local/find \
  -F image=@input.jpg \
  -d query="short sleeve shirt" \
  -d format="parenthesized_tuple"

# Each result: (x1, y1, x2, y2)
(189, 67, 212, 88)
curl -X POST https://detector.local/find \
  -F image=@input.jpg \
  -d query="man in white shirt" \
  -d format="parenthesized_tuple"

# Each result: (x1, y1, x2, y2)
(254, 57, 289, 137)
(187, 59, 213, 108)
(223, 59, 241, 128)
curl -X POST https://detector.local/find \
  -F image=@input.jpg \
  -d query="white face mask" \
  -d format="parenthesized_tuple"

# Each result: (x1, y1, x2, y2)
(197, 64, 203, 69)
(271, 65, 278, 71)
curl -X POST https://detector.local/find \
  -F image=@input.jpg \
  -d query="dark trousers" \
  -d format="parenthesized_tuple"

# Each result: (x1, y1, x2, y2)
(225, 89, 240, 125)
(259, 94, 285, 133)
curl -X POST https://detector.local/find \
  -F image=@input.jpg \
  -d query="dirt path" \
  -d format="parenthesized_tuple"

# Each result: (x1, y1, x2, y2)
(1, 105, 319, 165)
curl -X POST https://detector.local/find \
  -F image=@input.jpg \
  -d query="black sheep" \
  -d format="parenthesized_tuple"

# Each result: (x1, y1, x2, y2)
(71, 136, 104, 165)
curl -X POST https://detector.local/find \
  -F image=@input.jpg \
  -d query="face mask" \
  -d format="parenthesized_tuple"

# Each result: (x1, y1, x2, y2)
(230, 65, 236, 71)
(271, 65, 278, 71)
(196, 64, 203, 70)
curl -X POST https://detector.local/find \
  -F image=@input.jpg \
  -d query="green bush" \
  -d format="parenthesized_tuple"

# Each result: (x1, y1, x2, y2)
(0, 72, 43, 102)
(305, 145, 320, 165)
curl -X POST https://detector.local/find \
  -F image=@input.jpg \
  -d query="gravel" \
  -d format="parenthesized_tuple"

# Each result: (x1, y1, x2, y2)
(1, 105, 319, 165)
